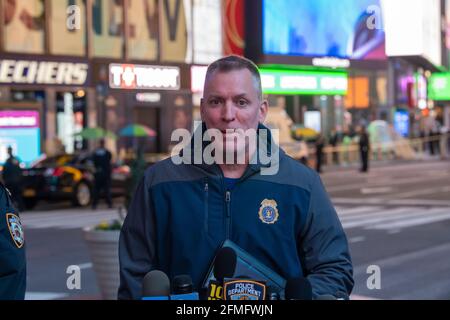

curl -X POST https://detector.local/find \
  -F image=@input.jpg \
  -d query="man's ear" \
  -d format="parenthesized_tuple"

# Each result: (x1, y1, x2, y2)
(258, 100, 269, 123)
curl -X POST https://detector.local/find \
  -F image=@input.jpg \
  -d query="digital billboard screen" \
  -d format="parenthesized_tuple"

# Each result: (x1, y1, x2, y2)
(263, 0, 385, 60)
(0, 110, 41, 167)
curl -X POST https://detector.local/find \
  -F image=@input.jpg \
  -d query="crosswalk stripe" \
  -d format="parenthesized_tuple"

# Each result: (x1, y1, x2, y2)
(371, 210, 450, 230)
(22, 211, 119, 223)
(335, 206, 384, 217)
(21, 210, 122, 230)
(21, 210, 119, 222)
(339, 207, 416, 222)
(341, 207, 449, 229)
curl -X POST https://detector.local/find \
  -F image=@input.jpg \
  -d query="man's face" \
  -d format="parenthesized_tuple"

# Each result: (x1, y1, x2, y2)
(201, 69, 268, 159)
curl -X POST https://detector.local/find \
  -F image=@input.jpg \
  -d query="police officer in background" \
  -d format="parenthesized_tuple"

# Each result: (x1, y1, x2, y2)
(358, 126, 370, 173)
(0, 182, 26, 300)
(91, 139, 113, 210)
(2, 146, 24, 211)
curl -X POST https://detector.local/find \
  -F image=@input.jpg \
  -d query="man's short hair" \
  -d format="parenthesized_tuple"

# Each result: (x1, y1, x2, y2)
(204, 55, 263, 101)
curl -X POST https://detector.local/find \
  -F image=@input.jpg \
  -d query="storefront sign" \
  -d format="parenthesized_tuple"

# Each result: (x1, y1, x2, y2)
(429, 73, 450, 100)
(0, 59, 89, 86)
(109, 64, 180, 90)
(0, 111, 39, 128)
(136, 93, 162, 103)
(191, 65, 207, 93)
(260, 68, 348, 95)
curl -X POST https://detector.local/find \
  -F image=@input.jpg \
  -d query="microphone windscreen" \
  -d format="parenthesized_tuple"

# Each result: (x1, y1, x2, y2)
(142, 270, 170, 297)
(213, 247, 237, 281)
(172, 275, 193, 294)
(285, 277, 313, 300)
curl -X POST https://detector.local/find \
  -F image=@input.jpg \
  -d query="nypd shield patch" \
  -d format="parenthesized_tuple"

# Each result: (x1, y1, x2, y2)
(258, 199, 279, 224)
(6, 213, 25, 248)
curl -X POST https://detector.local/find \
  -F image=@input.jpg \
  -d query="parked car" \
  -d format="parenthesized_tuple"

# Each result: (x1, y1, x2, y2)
(21, 153, 131, 209)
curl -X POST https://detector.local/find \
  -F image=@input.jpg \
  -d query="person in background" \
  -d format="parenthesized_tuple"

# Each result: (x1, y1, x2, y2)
(2, 146, 24, 211)
(329, 128, 341, 165)
(92, 139, 113, 210)
(315, 133, 325, 173)
(359, 126, 370, 173)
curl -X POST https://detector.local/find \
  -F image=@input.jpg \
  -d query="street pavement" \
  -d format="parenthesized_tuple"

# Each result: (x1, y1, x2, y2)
(21, 159, 450, 300)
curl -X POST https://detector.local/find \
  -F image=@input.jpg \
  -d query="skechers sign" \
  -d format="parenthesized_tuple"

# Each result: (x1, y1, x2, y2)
(0, 59, 88, 86)
(109, 64, 180, 90)
(260, 68, 348, 95)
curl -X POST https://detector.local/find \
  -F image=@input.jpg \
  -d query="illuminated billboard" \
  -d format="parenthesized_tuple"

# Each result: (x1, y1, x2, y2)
(260, 68, 348, 95)
(0, 111, 41, 167)
(429, 73, 450, 101)
(263, 0, 385, 60)
(382, 0, 441, 67)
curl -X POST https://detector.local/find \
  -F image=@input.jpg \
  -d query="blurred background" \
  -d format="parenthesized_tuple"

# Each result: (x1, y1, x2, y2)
(0, 0, 449, 300)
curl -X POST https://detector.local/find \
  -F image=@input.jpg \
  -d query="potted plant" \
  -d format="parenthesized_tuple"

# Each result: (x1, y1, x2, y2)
(83, 208, 125, 300)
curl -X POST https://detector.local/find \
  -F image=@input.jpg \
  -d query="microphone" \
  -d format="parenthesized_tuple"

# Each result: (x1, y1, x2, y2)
(284, 277, 313, 300)
(170, 275, 199, 300)
(206, 247, 237, 300)
(214, 247, 237, 280)
(142, 270, 170, 300)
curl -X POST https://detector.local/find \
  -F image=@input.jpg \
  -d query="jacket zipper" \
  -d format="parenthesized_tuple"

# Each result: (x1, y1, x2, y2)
(204, 180, 209, 234)
(225, 191, 231, 239)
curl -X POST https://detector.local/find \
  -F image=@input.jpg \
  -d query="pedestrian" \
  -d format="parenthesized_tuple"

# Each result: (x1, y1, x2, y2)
(0, 182, 26, 299)
(329, 128, 341, 165)
(359, 126, 370, 173)
(125, 146, 147, 212)
(342, 130, 352, 165)
(1, 146, 24, 211)
(315, 133, 325, 173)
(91, 139, 113, 209)
(118, 55, 353, 300)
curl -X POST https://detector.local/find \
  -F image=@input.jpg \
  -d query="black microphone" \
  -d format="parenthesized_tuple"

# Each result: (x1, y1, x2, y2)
(214, 247, 237, 280)
(206, 247, 237, 300)
(142, 270, 170, 300)
(170, 275, 199, 300)
(284, 277, 313, 300)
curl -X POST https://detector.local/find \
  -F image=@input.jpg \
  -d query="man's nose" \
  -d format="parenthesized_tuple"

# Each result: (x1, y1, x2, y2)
(221, 100, 236, 122)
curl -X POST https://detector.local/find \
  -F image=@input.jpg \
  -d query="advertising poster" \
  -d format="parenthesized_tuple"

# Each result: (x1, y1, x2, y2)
(49, 0, 86, 56)
(128, 0, 159, 60)
(159, 0, 189, 62)
(192, 0, 223, 64)
(223, 0, 244, 56)
(92, 0, 124, 58)
(0, 111, 41, 167)
(4, 0, 45, 54)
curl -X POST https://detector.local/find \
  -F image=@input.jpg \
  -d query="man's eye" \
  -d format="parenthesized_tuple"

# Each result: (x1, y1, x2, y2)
(209, 99, 221, 105)
(237, 99, 248, 106)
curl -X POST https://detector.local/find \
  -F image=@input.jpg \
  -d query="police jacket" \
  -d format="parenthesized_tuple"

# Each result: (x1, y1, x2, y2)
(0, 182, 26, 300)
(118, 124, 354, 299)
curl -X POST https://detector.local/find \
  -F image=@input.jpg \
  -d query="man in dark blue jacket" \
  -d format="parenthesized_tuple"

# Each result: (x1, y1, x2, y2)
(118, 56, 353, 299)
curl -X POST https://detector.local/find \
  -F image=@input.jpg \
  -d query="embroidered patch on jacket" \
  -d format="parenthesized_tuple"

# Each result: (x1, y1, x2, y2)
(258, 199, 279, 224)
(6, 213, 25, 248)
